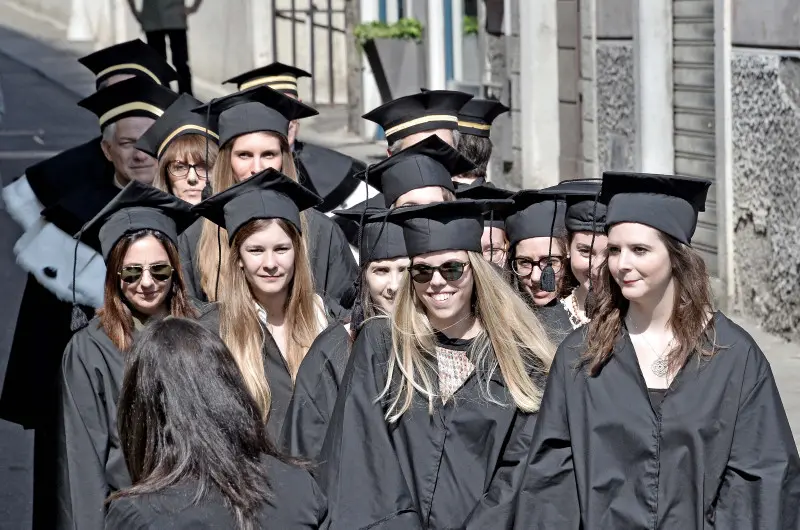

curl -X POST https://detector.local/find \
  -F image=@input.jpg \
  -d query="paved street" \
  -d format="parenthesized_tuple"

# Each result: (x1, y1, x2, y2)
(0, 6, 798, 530)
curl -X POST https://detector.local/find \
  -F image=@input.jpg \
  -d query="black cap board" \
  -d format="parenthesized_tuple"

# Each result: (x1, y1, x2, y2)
(457, 98, 510, 137)
(363, 90, 473, 145)
(555, 179, 607, 234)
(223, 62, 312, 96)
(455, 182, 514, 230)
(192, 85, 318, 146)
(387, 199, 510, 258)
(192, 168, 321, 241)
(365, 135, 473, 207)
(78, 77, 179, 130)
(135, 93, 219, 159)
(79, 180, 196, 261)
(333, 205, 407, 265)
(601, 172, 711, 245)
(78, 39, 178, 88)
(505, 190, 567, 247)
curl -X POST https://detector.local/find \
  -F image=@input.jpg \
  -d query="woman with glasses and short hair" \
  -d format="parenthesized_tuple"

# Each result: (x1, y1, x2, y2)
(319, 200, 554, 530)
(57, 183, 202, 529)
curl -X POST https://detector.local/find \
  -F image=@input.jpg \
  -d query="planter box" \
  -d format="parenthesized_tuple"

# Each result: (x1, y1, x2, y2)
(363, 38, 426, 103)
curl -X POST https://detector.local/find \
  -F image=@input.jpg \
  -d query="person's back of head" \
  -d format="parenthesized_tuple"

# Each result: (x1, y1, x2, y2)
(113, 317, 283, 528)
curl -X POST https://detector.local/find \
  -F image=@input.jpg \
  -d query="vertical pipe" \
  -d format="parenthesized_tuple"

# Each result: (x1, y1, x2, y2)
(291, 0, 298, 67)
(715, 0, 734, 309)
(451, 0, 464, 82)
(362, 0, 382, 139)
(328, 0, 334, 104)
(308, 4, 316, 103)
(427, 0, 447, 90)
(272, 0, 279, 61)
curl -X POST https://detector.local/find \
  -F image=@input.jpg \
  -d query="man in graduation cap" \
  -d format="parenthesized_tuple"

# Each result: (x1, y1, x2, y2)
(0, 70, 177, 529)
(223, 62, 369, 214)
(453, 98, 509, 189)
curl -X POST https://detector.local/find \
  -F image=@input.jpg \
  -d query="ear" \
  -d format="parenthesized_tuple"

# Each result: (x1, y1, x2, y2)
(287, 120, 299, 147)
(100, 137, 114, 162)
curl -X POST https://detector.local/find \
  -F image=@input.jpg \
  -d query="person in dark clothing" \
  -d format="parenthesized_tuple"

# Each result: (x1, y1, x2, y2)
(318, 200, 554, 529)
(505, 190, 573, 343)
(451, 97, 509, 188)
(105, 317, 326, 529)
(0, 45, 176, 528)
(57, 182, 201, 529)
(513, 172, 800, 529)
(182, 86, 357, 310)
(455, 182, 514, 269)
(127, 0, 202, 94)
(193, 169, 345, 442)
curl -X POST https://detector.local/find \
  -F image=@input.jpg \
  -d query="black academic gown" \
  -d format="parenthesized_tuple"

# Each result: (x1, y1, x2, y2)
(318, 318, 538, 530)
(294, 140, 366, 213)
(179, 210, 357, 309)
(104, 458, 327, 529)
(281, 322, 352, 459)
(533, 297, 573, 345)
(515, 312, 800, 529)
(57, 318, 131, 530)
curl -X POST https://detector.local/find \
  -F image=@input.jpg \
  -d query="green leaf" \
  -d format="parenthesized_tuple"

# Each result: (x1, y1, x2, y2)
(353, 18, 424, 47)
(463, 15, 479, 36)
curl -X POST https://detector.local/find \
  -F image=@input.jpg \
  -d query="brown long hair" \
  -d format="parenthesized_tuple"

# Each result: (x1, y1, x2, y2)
(218, 218, 324, 419)
(197, 134, 298, 301)
(97, 230, 197, 351)
(153, 134, 219, 197)
(582, 231, 716, 376)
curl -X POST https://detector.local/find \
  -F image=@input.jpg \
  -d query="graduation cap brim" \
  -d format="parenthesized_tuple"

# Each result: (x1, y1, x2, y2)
(192, 85, 318, 146)
(223, 62, 312, 94)
(506, 190, 568, 246)
(457, 99, 510, 137)
(78, 39, 178, 87)
(331, 195, 387, 246)
(332, 204, 407, 264)
(79, 181, 197, 261)
(78, 77, 179, 130)
(601, 172, 711, 244)
(364, 135, 473, 207)
(192, 168, 322, 241)
(135, 93, 219, 159)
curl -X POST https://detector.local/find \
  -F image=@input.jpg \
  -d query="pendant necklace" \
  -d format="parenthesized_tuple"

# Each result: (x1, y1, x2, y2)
(627, 317, 675, 378)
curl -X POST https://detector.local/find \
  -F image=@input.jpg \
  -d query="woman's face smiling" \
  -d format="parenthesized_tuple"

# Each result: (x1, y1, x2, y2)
(410, 250, 473, 330)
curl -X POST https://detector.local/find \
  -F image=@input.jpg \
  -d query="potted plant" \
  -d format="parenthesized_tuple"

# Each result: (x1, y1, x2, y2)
(355, 18, 425, 103)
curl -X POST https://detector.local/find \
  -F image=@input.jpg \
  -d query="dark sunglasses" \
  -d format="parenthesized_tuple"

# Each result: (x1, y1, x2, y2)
(408, 261, 469, 284)
(118, 263, 174, 284)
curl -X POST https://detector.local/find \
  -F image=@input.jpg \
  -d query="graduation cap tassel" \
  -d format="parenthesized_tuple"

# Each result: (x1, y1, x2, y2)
(584, 192, 601, 318)
(214, 226, 222, 302)
(70, 234, 89, 332)
(348, 164, 372, 334)
(489, 210, 495, 259)
(540, 199, 558, 293)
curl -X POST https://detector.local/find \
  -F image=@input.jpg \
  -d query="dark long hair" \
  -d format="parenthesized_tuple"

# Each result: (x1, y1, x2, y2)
(97, 229, 196, 351)
(583, 231, 716, 375)
(110, 318, 294, 529)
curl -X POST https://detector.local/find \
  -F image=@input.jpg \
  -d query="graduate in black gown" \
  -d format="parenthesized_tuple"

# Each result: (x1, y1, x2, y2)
(224, 62, 367, 213)
(451, 97, 509, 189)
(193, 169, 345, 441)
(105, 318, 327, 529)
(282, 205, 409, 459)
(505, 190, 573, 342)
(180, 86, 357, 309)
(456, 182, 514, 272)
(58, 182, 202, 529)
(319, 199, 555, 529)
(515, 172, 800, 529)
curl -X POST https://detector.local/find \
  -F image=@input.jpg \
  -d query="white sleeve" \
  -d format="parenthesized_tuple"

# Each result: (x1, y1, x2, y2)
(2, 175, 44, 232)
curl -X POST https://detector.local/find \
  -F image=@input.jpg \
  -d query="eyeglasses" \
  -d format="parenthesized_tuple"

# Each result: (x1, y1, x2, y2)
(408, 261, 469, 284)
(511, 257, 564, 277)
(482, 247, 508, 261)
(167, 161, 209, 180)
(119, 263, 174, 284)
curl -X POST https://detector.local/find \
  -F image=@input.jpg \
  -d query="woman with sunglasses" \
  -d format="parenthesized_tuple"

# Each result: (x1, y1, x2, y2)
(282, 205, 408, 460)
(184, 87, 357, 311)
(194, 169, 343, 443)
(319, 200, 554, 530)
(515, 172, 800, 528)
(505, 191, 574, 342)
(105, 318, 327, 529)
(57, 183, 200, 529)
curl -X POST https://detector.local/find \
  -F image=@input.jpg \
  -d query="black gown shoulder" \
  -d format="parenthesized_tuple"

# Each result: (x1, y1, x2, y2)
(282, 321, 352, 459)
(177, 218, 206, 302)
(104, 456, 327, 529)
(534, 298, 574, 345)
(294, 140, 366, 213)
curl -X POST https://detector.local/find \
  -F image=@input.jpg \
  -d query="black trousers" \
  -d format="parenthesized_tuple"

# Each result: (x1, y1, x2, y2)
(146, 29, 193, 95)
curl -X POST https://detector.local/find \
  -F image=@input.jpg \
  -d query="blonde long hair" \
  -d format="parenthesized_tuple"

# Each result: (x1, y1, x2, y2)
(153, 134, 219, 197)
(381, 252, 554, 423)
(197, 134, 299, 300)
(218, 218, 324, 419)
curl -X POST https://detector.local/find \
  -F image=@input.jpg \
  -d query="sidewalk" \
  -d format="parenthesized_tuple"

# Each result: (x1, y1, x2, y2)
(0, 2, 798, 447)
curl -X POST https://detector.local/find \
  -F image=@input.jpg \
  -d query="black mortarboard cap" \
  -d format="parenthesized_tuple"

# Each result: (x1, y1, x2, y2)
(457, 98, 510, 137)
(456, 182, 514, 230)
(192, 85, 318, 146)
(363, 90, 473, 145)
(333, 205, 407, 265)
(78, 39, 178, 88)
(544, 179, 607, 234)
(223, 62, 312, 97)
(135, 93, 219, 159)
(505, 190, 568, 247)
(600, 172, 711, 245)
(193, 168, 321, 241)
(365, 135, 473, 207)
(78, 77, 179, 131)
(79, 181, 196, 261)
(387, 199, 510, 258)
